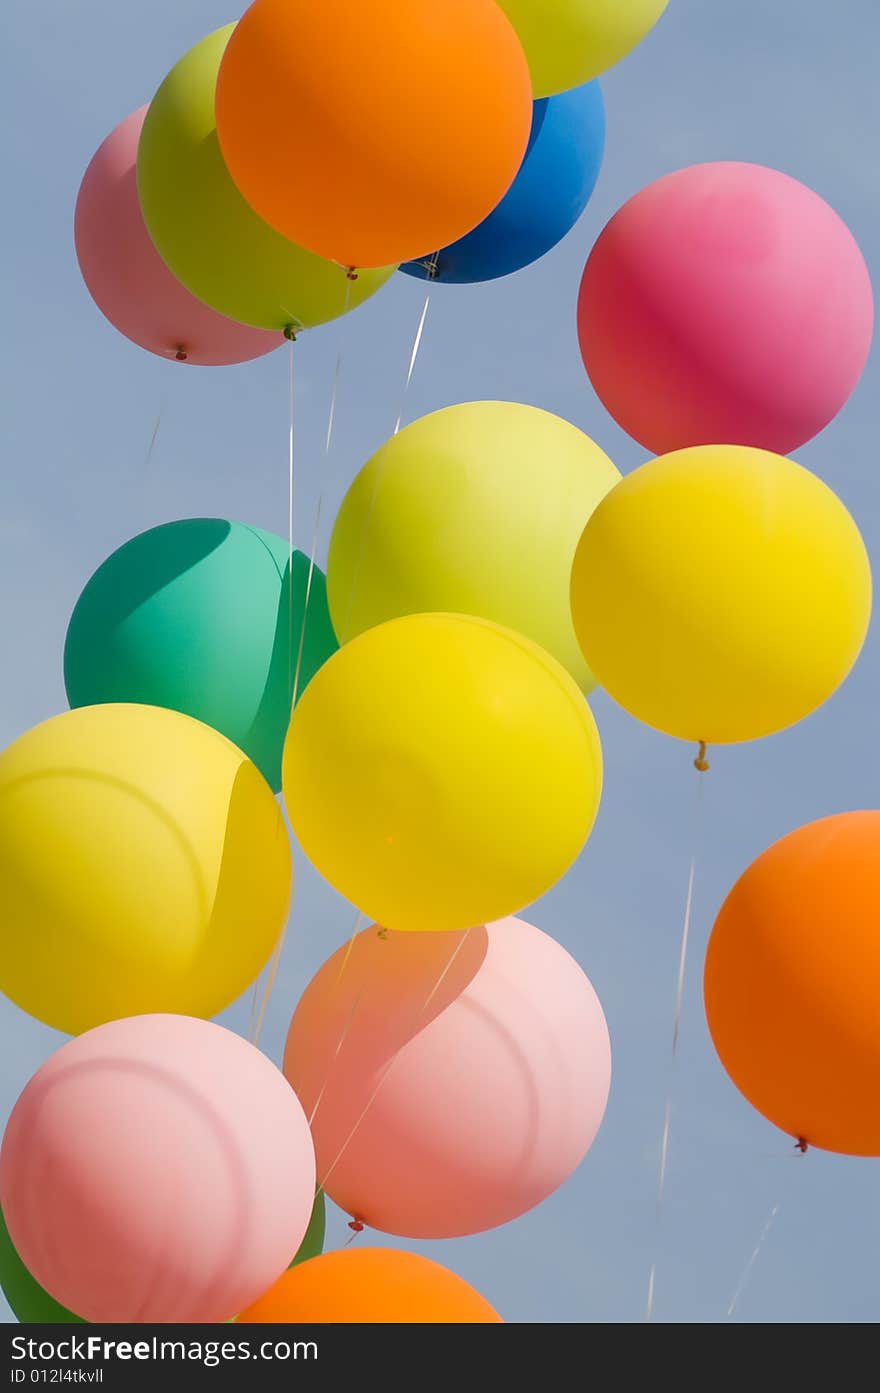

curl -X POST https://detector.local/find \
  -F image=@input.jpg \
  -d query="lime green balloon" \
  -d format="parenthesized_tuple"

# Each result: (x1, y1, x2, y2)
(326, 402, 620, 691)
(291, 1193, 326, 1268)
(64, 518, 338, 792)
(137, 25, 396, 332)
(496, 1, 668, 96)
(227, 1194, 325, 1322)
(0, 1209, 85, 1324)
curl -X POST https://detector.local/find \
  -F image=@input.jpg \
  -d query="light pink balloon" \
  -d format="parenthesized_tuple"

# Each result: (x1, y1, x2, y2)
(578, 162, 874, 456)
(74, 108, 283, 366)
(284, 917, 611, 1238)
(0, 1015, 315, 1323)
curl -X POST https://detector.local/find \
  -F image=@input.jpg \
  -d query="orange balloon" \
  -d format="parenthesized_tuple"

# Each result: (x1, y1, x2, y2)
(215, 0, 532, 269)
(237, 1247, 501, 1323)
(704, 812, 880, 1156)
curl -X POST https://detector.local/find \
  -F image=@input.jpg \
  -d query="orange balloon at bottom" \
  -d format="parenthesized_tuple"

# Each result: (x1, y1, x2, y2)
(704, 811, 880, 1156)
(237, 1248, 501, 1324)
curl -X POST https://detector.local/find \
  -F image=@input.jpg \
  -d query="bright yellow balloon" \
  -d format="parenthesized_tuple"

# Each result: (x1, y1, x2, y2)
(282, 614, 602, 932)
(570, 446, 872, 745)
(327, 402, 620, 692)
(495, 0, 668, 96)
(0, 705, 291, 1034)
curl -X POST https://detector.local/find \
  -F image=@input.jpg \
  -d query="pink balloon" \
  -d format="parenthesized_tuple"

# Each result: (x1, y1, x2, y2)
(578, 162, 873, 456)
(284, 917, 611, 1238)
(74, 109, 283, 366)
(0, 1015, 315, 1323)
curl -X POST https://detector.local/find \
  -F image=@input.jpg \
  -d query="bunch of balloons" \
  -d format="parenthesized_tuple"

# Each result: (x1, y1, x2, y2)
(2, 0, 876, 1329)
(74, 0, 666, 359)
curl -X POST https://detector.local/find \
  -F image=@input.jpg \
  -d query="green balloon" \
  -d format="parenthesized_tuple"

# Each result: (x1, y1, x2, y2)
(227, 1194, 324, 1323)
(0, 1210, 85, 1324)
(64, 518, 338, 792)
(137, 25, 396, 332)
(291, 1192, 326, 1268)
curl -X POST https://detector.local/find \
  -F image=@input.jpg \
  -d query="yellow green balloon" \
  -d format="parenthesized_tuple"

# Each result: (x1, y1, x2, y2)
(496, 1, 668, 96)
(327, 402, 619, 691)
(570, 445, 872, 745)
(0, 705, 291, 1035)
(283, 613, 602, 933)
(137, 26, 395, 332)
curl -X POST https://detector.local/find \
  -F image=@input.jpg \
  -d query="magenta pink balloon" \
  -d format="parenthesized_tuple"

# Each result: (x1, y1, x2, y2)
(74, 109, 283, 365)
(578, 162, 874, 456)
(284, 917, 611, 1238)
(0, 1015, 316, 1323)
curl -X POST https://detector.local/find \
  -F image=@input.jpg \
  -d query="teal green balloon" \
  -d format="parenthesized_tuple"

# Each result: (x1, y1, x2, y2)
(0, 1210, 84, 1324)
(291, 1192, 326, 1268)
(64, 518, 337, 792)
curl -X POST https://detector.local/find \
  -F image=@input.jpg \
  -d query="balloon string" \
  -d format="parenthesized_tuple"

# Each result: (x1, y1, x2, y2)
(289, 277, 353, 712)
(314, 928, 473, 1204)
(726, 1202, 781, 1319)
(248, 278, 357, 1050)
(645, 753, 709, 1321)
(141, 402, 165, 475)
(287, 337, 295, 699)
(248, 335, 299, 1050)
(393, 289, 431, 437)
(335, 289, 431, 647)
(306, 909, 369, 1128)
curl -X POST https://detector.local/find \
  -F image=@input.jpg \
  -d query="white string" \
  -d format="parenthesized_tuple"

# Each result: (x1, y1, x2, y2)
(393, 290, 431, 437)
(141, 403, 164, 474)
(337, 290, 432, 646)
(287, 337, 295, 696)
(645, 759, 708, 1321)
(315, 929, 473, 1201)
(249, 340, 296, 1049)
(727, 1202, 781, 1319)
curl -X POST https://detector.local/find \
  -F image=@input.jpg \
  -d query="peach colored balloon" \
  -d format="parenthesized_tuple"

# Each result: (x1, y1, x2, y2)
(0, 1015, 316, 1323)
(284, 918, 611, 1237)
(74, 108, 283, 365)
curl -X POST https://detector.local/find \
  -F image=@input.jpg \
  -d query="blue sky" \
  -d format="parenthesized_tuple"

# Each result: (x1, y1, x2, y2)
(2, 1, 879, 1323)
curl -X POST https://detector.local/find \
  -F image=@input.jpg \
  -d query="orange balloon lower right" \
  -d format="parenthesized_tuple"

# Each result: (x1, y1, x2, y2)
(237, 1248, 501, 1324)
(704, 811, 880, 1155)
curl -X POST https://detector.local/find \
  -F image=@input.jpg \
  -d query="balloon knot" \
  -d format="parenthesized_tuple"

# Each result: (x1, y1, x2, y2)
(694, 740, 710, 773)
(795, 1137, 809, 1154)
(377, 927, 389, 941)
(345, 266, 359, 282)
(423, 255, 440, 281)
(174, 347, 188, 362)
(348, 1218, 365, 1233)
(283, 324, 298, 342)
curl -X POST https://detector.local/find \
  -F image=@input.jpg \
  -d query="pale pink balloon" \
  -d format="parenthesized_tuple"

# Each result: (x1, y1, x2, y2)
(578, 162, 874, 456)
(284, 917, 611, 1238)
(74, 109, 283, 365)
(0, 1015, 316, 1323)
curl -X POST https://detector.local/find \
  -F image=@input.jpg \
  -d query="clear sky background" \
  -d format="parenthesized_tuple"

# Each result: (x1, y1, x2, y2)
(2, 1, 879, 1324)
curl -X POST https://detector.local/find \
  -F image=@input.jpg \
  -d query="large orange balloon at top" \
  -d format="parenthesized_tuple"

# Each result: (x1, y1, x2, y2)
(215, 0, 533, 269)
(704, 812, 880, 1156)
(237, 1247, 501, 1323)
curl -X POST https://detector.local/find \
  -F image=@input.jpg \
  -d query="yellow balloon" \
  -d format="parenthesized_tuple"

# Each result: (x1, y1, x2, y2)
(0, 705, 291, 1034)
(570, 446, 872, 745)
(495, 0, 668, 96)
(282, 614, 602, 932)
(327, 402, 620, 692)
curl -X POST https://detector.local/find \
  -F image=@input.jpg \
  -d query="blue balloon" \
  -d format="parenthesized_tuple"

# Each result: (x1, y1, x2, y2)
(400, 82, 605, 285)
